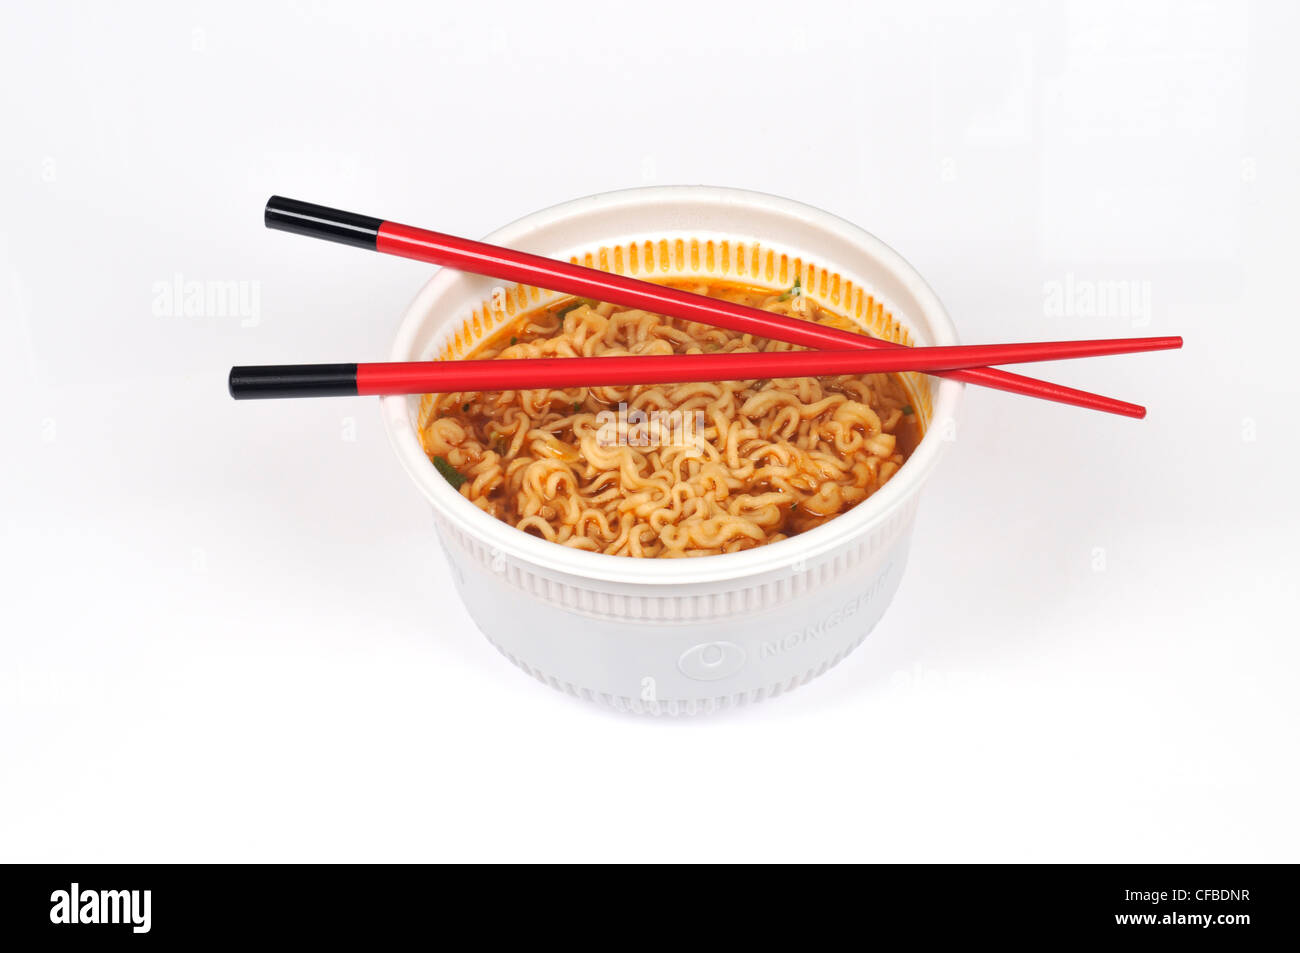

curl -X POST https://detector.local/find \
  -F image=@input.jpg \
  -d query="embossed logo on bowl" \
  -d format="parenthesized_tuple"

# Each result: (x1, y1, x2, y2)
(677, 641, 747, 681)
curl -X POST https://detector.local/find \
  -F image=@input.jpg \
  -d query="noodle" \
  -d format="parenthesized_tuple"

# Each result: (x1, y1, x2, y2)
(418, 281, 922, 558)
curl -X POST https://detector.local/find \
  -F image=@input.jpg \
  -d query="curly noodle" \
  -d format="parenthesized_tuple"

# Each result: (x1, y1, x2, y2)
(419, 282, 922, 558)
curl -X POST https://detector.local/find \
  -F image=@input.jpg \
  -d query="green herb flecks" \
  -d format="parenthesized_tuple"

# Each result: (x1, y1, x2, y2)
(557, 298, 596, 320)
(902, 405, 914, 416)
(432, 455, 467, 490)
(779, 276, 802, 301)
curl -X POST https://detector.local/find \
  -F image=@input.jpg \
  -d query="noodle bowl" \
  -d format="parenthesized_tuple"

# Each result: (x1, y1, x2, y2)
(381, 186, 961, 712)
(418, 282, 923, 558)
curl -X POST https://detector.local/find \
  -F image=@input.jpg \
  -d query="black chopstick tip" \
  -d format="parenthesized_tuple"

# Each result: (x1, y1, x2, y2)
(263, 195, 286, 229)
(263, 196, 382, 250)
(229, 363, 359, 399)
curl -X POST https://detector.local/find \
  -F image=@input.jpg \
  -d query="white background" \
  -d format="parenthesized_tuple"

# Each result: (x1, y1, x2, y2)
(2, 0, 1296, 862)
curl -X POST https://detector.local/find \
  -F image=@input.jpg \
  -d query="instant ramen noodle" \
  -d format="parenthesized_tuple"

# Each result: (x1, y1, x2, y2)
(419, 280, 922, 558)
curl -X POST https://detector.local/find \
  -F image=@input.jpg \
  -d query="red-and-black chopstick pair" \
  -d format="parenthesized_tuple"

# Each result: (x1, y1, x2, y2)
(238, 197, 1182, 415)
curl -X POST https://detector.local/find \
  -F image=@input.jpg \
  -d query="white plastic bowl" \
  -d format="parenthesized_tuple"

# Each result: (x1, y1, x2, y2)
(381, 186, 962, 714)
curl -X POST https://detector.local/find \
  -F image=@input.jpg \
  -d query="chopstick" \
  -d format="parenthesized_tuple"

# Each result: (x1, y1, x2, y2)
(228, 336, 1182, 399)
(264, 196, 1156, 419)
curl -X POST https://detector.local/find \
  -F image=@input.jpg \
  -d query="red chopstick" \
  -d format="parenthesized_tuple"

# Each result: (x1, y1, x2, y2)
(264, 196, 1157, 418)
(228, 335, 1182, 399)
